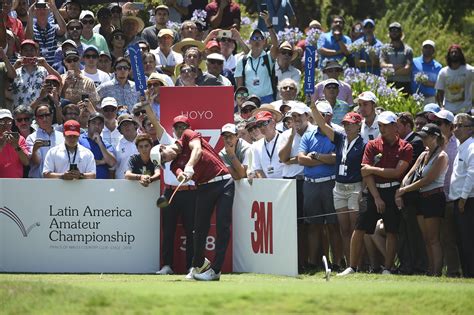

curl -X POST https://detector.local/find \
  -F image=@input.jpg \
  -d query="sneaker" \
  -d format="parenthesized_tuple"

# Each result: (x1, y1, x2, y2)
(156, 265, 174, 275)
(337, 267, 356, 277)
(184, 258, 211, 280)
(381, 268, 392, 275)
(193, 268, 221, 281)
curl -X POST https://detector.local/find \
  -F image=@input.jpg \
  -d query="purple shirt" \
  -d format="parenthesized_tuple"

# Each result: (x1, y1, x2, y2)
(311, 79, 353, 105)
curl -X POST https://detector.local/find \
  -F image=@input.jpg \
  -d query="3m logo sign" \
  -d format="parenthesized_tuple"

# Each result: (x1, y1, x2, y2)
(251, 201, 273, 254)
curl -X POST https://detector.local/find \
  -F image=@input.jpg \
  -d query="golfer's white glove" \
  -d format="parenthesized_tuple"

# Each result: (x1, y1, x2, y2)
(183, 165, 195, 179)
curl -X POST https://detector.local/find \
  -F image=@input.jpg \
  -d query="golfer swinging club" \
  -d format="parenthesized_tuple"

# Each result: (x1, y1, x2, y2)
(152, 128, 234, 281)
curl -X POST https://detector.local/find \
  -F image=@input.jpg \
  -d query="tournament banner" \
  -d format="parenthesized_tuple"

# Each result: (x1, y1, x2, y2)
(160, 86, 234, 273)
(128, 43, 147, 96)
(304, 45, 317, 94)
(233, 179, 298, 277)
(0, 179, 160, 273)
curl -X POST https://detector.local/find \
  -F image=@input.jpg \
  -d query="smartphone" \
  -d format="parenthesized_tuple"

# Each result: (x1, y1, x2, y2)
(81, 94, 89, 101)
(69, 164, 78, 171)
(218, 30, 232, 39)
(22, 57, 37, 65)
(35, 2, 47, 8)
(260, 3, 267, 12)
(41, 140, 51, 147)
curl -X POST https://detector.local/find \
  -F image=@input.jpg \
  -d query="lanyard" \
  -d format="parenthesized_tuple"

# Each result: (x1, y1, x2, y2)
(66, 145, 78, 165)
(249, 56, 261, 76)
(264, 133, 279, 162)
(341, 136, 359, 164)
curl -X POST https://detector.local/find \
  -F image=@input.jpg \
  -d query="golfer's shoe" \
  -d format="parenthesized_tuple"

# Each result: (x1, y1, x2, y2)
(193, 268, 221, 281)
(184, 258, 211, 280)
(337, 267, 356, 276)
(381, 268, 392, 275)
(156, 265, 174, 275)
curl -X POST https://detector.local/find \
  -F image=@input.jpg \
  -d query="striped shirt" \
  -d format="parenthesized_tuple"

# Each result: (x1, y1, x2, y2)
(33, 22, 59, 65)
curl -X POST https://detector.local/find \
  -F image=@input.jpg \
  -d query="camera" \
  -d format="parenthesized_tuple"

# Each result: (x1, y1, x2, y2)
(69, 164, 78, 171)
(218, 30, 232, 39)
(40, 140, 51, 147)
(81, 94, 89, 101)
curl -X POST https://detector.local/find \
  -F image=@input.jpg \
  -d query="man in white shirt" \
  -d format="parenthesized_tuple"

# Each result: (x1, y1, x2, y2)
(81, 45, 111, 88)
(449, 113, 474, 277)
(114, 114, 139, 179)
(152, 28, 183, 77)
(357, 91, 380, 142)
(100, 97, 121, 148)
(205, 53, 232, 86)
(275, 41, 301, 85)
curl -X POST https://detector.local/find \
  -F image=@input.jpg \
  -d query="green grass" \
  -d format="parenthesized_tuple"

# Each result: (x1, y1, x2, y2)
(1, 273, 474, 314)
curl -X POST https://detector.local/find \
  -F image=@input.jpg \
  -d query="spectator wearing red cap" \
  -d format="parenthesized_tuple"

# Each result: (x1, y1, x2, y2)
(205, 0, 241, 30)
(435, 45, 473, 115)
(250, 110, 285, 179)
(12, 40, 61, 109)
(0, 109, 29, 178)
(43, 120, 96, 179)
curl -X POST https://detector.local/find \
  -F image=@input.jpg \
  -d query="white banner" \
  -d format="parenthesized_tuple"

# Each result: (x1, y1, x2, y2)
(233, 179, 298, 277)
(0, 179, 160, 273)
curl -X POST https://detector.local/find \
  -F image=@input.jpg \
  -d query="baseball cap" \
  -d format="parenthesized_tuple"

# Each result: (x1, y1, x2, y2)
(363, 19, 375, 27)
(316, 100, 333, 115)
(88, 112, 105, 122)
(158, 28, 174, 38)
(434, 109, 454, 123)
(173, 115, 190, 126)
(342, 112, 363, 124)
(205, 40, 220, 50)
(418, 123, 441, 138)
(255, 111, 273, 122)
(155, 4, 169, 14)
(356, 91, 378, 103)
(378, 111, 397, 124)
(323, 78, 340, 88)
(389, 22, 402, 30)
(147, 72, 169, 86)
(64, 49, 80, 59)
(64, 120, 81, 136)
(308, 20, 321, 29)
(99, 50, 112, 60)
(117, 114, 137, 130)
(422, 40, 435, 48)
(207, 53, 225, 61)
(241, 100, 258, 110)
(323, 60, 343, 71)
(83, 45, 99, 55)
(20, 39, 39, 48)
(45, 74, 61, 84)
(80, 10, 94, 20)
(423, 103, 441, 113)
(289, 102, 310, 115)
(62, 39, 78, 48)
(0, 109, 13, 120)
(100, 97, 118, 108)
(247, 95, 261, 108)
(221, 123, 237, 135)
(250, 28, 265, 39)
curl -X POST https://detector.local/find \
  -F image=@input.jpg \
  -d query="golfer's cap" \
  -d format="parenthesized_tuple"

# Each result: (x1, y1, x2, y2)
(423, 103, 441, 113)
(434, 109, 454, 123)
(62, 39, 78, 48)
(356, 91, 378, 103)
(64, 120, 81, 136)
(206, 53, 225, 61)
(80, 10, 94, 20)
(316, 100, 333, 114)
(389, 22, 402, 30)
(83, 45, 99, 55)
(323, 78, 340, 88)
(422, 40, 435, 48)
(150, 145, 162, 167)
(173, 115, 190, 126)
(418, 123, 441, 138)
(0, 109, 13, 120)
(378, 111, 397, 124)
(20, 39, 38, 48)
(45, 74, 61, 84)
(101, 97, 118, 108)
(241, 100, 258, 110)
(158, 28, 174, 38)
(221, 123, 237, 135)
(363, 19, 375, 27)
(342, 112, 363, 124)
(255, 111, 273, 122)
(88, 112, 105, 122)
(288, 102, 310, 115)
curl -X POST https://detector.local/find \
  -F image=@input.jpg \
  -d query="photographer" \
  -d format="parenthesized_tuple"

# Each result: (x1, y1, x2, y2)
(0, 109, 29, 178)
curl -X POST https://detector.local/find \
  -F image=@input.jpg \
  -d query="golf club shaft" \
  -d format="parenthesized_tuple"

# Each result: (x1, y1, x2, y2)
(167, 177, 186, 205)
(297, 209, 359, 220)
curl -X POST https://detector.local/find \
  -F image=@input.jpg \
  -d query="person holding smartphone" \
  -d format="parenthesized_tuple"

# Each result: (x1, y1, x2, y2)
(0, 109, 29, 178)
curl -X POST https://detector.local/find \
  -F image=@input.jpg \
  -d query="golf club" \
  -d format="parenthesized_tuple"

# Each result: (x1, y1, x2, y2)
(322, 255, 331, 281)
(156, 177, 186, 208)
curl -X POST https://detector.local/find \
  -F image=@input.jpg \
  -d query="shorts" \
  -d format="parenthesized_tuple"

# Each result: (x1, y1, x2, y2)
(303, 180, 336, 224)
(333, 181, 362, 210)
(419, 192, 446, 218)
(356, 186, 401, 234)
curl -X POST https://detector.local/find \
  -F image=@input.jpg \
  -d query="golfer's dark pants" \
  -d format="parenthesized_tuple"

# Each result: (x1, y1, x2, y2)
(162, 188, 196, 270)
(454, 198, 474, 278)
(192, 179, 235, 273)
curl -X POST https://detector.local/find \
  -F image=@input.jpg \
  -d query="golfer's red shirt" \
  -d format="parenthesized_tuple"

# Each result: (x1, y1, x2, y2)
(171, 129, 228, 184)
(362, 136, 413, 183)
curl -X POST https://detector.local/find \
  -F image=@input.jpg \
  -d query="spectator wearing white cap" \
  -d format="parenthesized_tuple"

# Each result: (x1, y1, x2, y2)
(432, 109, 461, 276)
(356, 91, 380, 142)
(315, 97, 345, 134)
(321, 78, 351, 125)
(79, 10, 110, 54)
(278, 102, 316, 272)
(81, 45, 111, 87)
(114, 114, 139, 179)
(205, 53, 232, 86)
(151, 28, 183, 77)
(219, 123, 250, 179)
(353, 18, 383, 75)
(100, 97, 121, 148)
(411, 40, 442, 105)
(0, 109, 29, 178)
(312, 61, 353, 105)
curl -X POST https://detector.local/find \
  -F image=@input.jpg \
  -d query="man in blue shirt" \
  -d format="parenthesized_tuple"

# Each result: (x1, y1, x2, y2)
(298, 124, 342, 269)
(411, 40, 442, 104)
(317, 15, 352, 68)
(79, 112, 116, 179)
(353, 19, 383, 75)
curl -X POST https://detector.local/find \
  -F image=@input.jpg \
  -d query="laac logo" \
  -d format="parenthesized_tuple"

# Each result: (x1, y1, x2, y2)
(251, 201, 273, 254)
(0, 206, 40, 237)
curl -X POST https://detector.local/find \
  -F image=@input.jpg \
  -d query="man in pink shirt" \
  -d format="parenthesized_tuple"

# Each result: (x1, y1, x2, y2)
(0, 109, 29, 178)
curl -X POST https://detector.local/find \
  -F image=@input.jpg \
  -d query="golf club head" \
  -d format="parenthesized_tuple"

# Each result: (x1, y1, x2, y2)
(156, 195, 169, 208)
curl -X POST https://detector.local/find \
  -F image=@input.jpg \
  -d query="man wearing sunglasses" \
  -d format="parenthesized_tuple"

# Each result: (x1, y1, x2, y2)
(81, 45, 111, 88)
(79, 10, 110, 54)
(25, 0, 66, 65)
(275, 41, 300, 85)
(53, 20, 84, 67)
(312, 60, 353, 105)
(205, 53, 232, 86)
(321, 79, 351, 125)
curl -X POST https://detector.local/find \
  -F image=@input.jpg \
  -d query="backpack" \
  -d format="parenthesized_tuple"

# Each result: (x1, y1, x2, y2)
(241, 53, 277, 100)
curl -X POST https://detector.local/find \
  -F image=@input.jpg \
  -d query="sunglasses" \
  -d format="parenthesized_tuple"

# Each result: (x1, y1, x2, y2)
(15, 117, 31, 123)
(65, 57, 79, 63)
(147, 82, 163, 88)
(0, 121, 13, 126)
(113, 34, 125, 40)
(134, 110, 147, 117)
(102, 107, 116, 112)
(281, 86, 296, 91)
(208, 59, 223, 65)
(280, 50, 293, 56)
(115, 65, 130, 71)
(181, 68, 196, 74)
(81, 19, 95, 25)
(256, 120, 271, 128)
(68, 26, 82, 31)
(325, 84, 339, 90)
(83, 54, 98, 59)
(250, 36, 265, 41)
(36, 113, 52, 119)
(236, 92, 249, 98)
